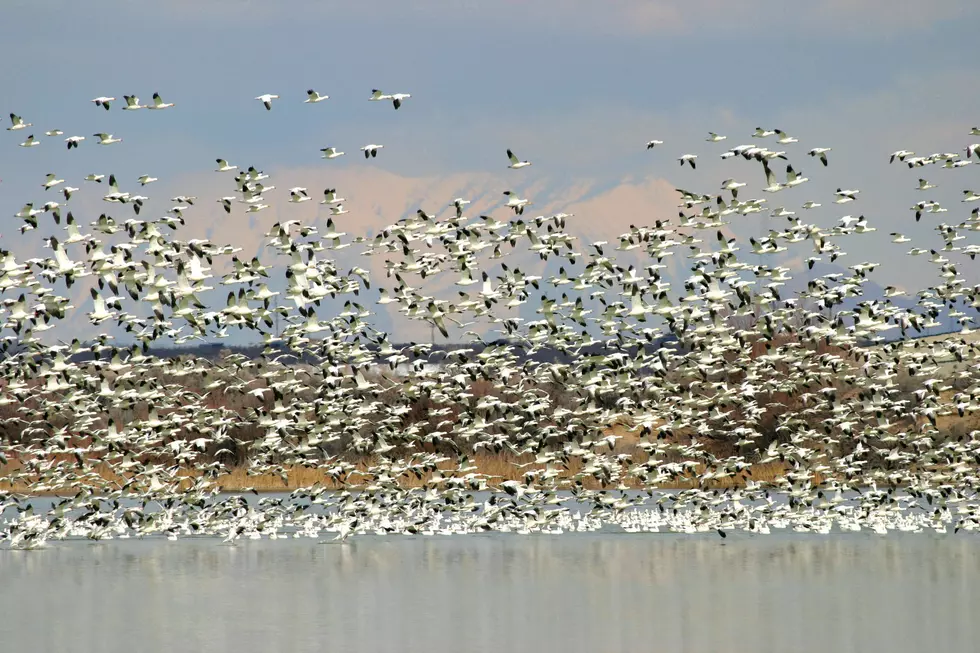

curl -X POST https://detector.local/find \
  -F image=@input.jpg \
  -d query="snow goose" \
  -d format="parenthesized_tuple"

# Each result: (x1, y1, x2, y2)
(320, 146, 344, 159)
(916, 178, 937, 191)
(19, 134, 39, 147)
(835, 188, 859, 204)
(91, 96, 115, 110)
(147, 92, 175, 109)
(45, 129, 63, 137)
(215, 158, 237, 172)
(889, 149, 913, 163)
(706, 132, 727, 142)
(289, 187, 311, 203)
(808, 147, 831, 166)
(369, 89, 390, 101)
(62, 186, 78, 201)
(65, 135, 85, 149)
(94, 132, 122, 145)
(753, 127, 775, 138)
(646, 139, 663, 149)
(321, 188, 345, 204)
(84, 173, 104, 183)
(7, 113, 31, 130)
(361, 144, 383, 158)
(137, 175, 158, 186)
(389, 93, 411, 109)
(507, 149, 532, 169)
(255, 94, 279, 110)
(330, 204, 349, 215)
(774, 129, 797, 144)
(678, 154, 697, 169)
(42, 173, 64, 191)
(762, 163, 783, 192)
(963, 190, 980, 202)
(122, 95, 144, 110)
(305, 89, 329, 103)
(785, 165, 808, 187)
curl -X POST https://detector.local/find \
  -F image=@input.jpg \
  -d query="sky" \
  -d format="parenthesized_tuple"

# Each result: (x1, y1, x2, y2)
(1, 0, 979, 344)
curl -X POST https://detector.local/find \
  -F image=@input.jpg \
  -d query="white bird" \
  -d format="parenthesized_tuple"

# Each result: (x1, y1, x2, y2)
(65, 135, 85, 149)
(122, 95, 144, 110)
(19, 134, 40, 148)
(890, 150, 914, 163)
(963, 190, 980, 202)
(91, 96, 115, 110)
(42, 173, 64, 191)
(369, 89, 390, 102)
(320, 147, 345, 159)
(361, 144, 384, 159)
(785, 165, 808, 187)
(148, 92, 175, 109)
(507, 149, 532, 169)
(330, 204, 349, 215)
(808, 147, 831, 166)
(753, 127, 775, 138)
(706, 132, 727, 142)
(389, 93, 411, 110)
(678, 154, 697, 169)
(84, 173, 104, 183)
(774, 129, 797, 144)
(646, 140, 664, 149)
(762, 164, 783, 192)
(289, 187, 311, 203)
(255, 94, 279, 111)
(7, 113, 31, 130)
(45, 129, 63, 137)
(94, 133, 122, 145)
(321, 189, 346, 204)
(917, 178, 937, 191)
(215, 159, 238, 172)
(137, 175, 158, 186)
(802, 201, 821, 209)
(835, 188, 860, 204)
(305, 89, 329, 103)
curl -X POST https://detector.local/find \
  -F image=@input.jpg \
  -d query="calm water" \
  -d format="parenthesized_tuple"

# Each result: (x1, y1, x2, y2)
(0, 534, 977, 653)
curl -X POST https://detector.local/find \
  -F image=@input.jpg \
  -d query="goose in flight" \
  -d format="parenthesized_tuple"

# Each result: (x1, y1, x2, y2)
(389, 93, 411, 110)
(84, 173, 104, 183)
(678, 154, 697, 169)
(502, 191, 530, 214)
(507, 149, 532, 169)
(762, 163, 783, 192)
(835, 188, 860, 204)
(255, 94, 279, 110)
(91, 96, 115, 110)
(65, 135, 85, 149)
(808, 147, 831, 166)
(305, 89, 329, 103)
(917, 178, 937, 191)
(963, 190, 980, 202)
(45, 129, 63, 137)
(646, 139, 663, 149)
(706, 132, 727, 142)
(785, 165, 808, 187)
(42, 173, 64, 191)
(215, 159, 237, 172)
(19, 134, 39, 148)
(320, 147, 345, 159)
(753, 127, 775, 138)
(94, 133, 122, 145)
(890, 150, 914, 163)
(137, 175, 158, 186)
(289, 187, 312, 203)
(321, 188, 345, 204)
(774, 129, 797, 144)
(148, 93, 175, 109)
(330, 204, 349, 215)
(7, 113, 31, 130)
(361, 144, 383, 158)
(369, 89, 389, 101)
(122, 95, 144, 110)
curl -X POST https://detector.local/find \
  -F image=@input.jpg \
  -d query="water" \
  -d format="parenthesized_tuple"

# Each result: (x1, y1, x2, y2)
(1, 534, 977, 653)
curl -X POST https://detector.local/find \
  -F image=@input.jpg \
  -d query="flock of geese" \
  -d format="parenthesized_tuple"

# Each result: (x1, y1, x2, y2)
(2, 88, 980, 549)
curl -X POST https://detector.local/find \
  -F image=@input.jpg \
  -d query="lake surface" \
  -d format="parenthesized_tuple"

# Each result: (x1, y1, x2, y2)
(1, 533, 977, 653)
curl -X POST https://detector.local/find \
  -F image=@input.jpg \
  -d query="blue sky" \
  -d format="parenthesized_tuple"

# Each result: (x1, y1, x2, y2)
(1, 0, 979, 342)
